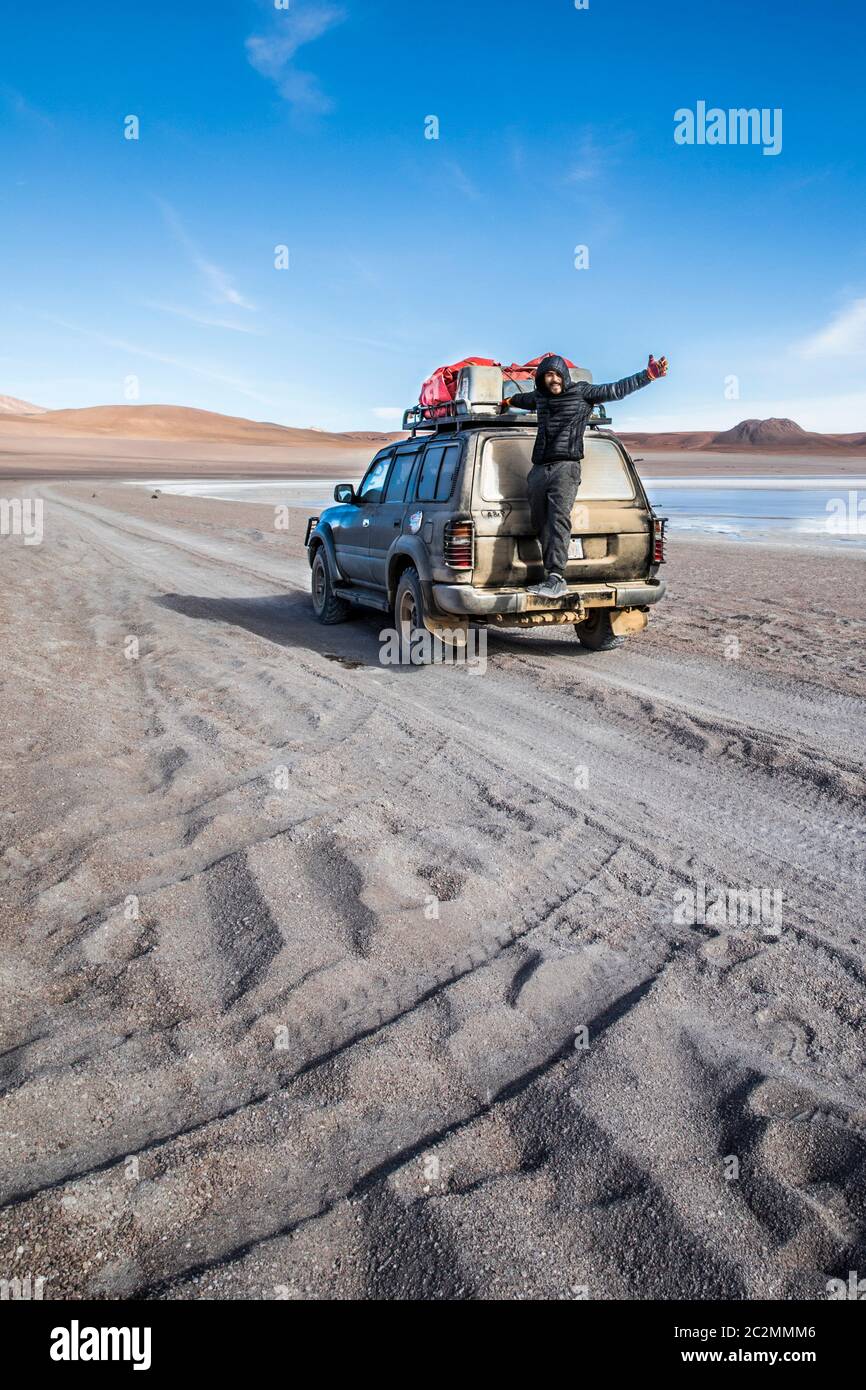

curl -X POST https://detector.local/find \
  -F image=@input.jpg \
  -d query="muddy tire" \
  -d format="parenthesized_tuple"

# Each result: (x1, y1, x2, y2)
(394, 567, 432, 664)
(574, 609, 625, 651)
(311, 548, 352, 624)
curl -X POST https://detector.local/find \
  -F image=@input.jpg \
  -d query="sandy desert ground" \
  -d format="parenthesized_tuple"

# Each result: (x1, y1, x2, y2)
(1, 479, 865, 1301)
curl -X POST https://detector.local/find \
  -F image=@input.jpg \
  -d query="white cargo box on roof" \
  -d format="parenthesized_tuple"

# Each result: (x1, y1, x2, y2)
(454, 364, 503, 416)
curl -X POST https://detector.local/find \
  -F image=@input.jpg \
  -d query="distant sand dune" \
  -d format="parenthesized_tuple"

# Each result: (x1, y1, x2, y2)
(622, 416, 866, 454)
(0, 394, 47, 415)
(0, 402, 401, 447)
(1, 400, 862, 454)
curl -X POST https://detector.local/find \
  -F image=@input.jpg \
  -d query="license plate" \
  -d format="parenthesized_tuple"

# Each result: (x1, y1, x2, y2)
(567, 536, 584, 560)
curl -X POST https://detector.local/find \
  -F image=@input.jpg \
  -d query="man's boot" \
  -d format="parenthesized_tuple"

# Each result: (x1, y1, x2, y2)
(530, 573, 568, 599)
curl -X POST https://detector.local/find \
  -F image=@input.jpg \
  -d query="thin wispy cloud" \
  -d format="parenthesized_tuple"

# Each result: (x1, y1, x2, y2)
(156, 198, 256, 310)
(563, 130, 631, 185)
(344, 333, 405, 353)
(445, 160, 483, 202)
(0, 83, 54, 128)
(246, 3, 346, 115)
(564, 140, 603, 183)
(343, 254, 388, 290)
(142, 300, 265, 335)
(42, 316, 274, 404)
(796, 297, 866, 358)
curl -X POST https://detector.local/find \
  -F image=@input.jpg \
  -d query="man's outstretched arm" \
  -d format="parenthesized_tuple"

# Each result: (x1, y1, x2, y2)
(502, 388, 538, 411)
(584, 355, 668, 404)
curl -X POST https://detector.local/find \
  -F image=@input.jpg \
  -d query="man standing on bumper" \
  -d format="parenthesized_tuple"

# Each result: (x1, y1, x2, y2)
(504, 353, 668, 599)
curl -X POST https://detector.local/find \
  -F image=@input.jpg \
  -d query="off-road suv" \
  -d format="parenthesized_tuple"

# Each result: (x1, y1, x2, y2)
(305, 395, 667, 653)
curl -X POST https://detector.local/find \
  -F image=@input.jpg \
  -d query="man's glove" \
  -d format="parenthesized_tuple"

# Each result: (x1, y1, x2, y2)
(647, 354, 668, 379)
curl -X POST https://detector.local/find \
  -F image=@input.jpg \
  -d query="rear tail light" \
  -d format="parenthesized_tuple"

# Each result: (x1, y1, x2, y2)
(652, 516, 667, 564)
(443, 519, 475, 569)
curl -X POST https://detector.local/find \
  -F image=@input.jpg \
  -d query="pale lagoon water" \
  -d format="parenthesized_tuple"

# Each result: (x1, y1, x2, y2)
(643, 477, 866, 545)
(132, 476, 866, 547)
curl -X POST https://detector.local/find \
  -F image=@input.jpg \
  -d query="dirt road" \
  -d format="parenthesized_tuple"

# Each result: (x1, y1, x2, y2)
(1, 482, 865, 1300)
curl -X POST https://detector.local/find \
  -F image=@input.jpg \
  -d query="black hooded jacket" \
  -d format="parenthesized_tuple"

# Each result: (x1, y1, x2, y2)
(508, 354, 651, 465)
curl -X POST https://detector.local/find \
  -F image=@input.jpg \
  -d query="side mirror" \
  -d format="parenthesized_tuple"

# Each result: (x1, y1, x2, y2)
(333, 483, 355, 504)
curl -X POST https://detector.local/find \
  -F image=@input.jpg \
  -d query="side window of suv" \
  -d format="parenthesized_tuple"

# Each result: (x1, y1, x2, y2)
(416, 442, 460, 501)
(384, 446, 422, 502)
(416, 444, 445, 502)
(435, 443, 461, 501)
(358, 452, 393, 503)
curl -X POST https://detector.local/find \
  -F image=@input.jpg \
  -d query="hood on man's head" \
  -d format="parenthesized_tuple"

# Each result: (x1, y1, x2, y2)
(535, 354, 574, 394)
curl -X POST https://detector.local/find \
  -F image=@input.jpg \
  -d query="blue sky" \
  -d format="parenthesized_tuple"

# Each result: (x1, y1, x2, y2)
(1, 0, 864, 432)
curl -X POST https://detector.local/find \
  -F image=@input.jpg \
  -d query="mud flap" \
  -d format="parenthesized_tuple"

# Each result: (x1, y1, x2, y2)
(610, 608, 649, 637)
(424, 615, 471, 647)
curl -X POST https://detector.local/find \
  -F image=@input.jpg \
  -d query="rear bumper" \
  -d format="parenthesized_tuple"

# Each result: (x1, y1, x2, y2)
(431, 577, 667, 618)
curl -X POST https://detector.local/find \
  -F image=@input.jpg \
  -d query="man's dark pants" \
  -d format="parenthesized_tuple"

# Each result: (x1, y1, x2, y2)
(527, 458, 581, 577)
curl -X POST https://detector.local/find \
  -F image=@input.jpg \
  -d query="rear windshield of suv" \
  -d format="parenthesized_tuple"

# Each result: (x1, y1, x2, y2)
(479, 435, 635, 502)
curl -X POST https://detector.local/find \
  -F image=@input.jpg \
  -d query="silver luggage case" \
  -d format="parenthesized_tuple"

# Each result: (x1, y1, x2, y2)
(454, 364, 503, 416)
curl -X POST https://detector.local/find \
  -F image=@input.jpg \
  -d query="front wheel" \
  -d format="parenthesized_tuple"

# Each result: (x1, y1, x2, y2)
(311, 548, 352, 624)
(574, 609, 624, 651)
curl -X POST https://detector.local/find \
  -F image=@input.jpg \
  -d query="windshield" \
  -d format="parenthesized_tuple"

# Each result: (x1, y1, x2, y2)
(480, 435, 636, 502)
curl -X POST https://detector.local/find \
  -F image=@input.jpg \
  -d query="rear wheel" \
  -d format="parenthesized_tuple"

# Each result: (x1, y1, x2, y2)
(394, 567, 431, 664)
(311, 548, 351, 624)
(574, 609, 624, 651)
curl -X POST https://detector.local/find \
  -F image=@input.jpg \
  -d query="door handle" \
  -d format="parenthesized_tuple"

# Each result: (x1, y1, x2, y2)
(362, 518, 371, 527)
(393, 519, 401, 527)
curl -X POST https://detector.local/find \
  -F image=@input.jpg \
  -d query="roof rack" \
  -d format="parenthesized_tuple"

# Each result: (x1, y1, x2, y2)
(402, 400, 613, 436)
